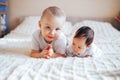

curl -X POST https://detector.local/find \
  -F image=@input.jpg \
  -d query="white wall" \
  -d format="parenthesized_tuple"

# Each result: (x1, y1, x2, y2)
(8, 0, 120, 30)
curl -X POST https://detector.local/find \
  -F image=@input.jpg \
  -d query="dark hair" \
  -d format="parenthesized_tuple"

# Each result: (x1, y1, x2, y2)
(74, 26, 94, 46)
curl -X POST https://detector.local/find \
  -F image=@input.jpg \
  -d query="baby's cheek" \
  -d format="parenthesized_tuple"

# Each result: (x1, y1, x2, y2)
(81, 49, 86, 54)
(54, 31, 61, 39)
(54, 34, 58, 40)
(77, 49, 84, 54)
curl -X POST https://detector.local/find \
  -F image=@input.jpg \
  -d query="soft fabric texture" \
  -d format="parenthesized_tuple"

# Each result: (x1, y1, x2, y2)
(0, 17, 120, 80)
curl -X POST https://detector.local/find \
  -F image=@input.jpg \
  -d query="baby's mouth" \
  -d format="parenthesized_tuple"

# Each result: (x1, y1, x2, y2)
(48, 36, 54, 39)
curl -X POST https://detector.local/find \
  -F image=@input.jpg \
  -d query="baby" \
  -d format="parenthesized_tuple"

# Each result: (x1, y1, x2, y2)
(66, 26, 96, 58)
(30, 6, 67, 58)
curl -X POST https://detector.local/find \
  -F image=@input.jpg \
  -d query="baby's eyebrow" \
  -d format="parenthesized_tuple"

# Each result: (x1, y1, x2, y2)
(78, 46, 84, 49)
(44, 23, 50, 26)
(44, 23, 61, 29)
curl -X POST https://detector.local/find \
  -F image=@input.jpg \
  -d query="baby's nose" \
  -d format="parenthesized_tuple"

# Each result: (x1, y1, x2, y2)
(50, 30, 56, 35)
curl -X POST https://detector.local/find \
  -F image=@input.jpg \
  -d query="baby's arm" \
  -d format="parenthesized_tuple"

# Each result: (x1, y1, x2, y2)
(45, 44, 65, 58)
(51, 53, 66, 58)
(84, 55, 92, 58)
(30, 45, 52, 58)
(51, 43, 66, 58)
(30, 50, 46, 58)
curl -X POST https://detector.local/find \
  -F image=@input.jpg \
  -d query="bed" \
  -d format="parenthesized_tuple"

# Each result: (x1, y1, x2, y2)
(0, 16, 120, 80)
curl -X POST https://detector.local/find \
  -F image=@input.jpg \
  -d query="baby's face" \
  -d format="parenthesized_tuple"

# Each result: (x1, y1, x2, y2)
(71, 37, 89, 55)
(39, 13, 65, 43)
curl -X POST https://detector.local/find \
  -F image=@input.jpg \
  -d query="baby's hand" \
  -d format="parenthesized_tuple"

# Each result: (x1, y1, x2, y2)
(44, 44, 54, 58)
(40, 49, 49, 58)
(48, 45, 54, 56)
(84, 55, 92, 58)
(40, 45, 51, 58)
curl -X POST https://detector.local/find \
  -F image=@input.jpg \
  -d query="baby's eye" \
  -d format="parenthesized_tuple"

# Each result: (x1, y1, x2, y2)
(78, 47, 81, 49)
(56, 28, 60, 31)
(46, 26, 51, 29)
(78, 47, 84, 49)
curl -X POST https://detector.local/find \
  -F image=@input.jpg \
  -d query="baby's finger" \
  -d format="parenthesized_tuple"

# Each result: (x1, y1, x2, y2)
(44, 55, 50, 59)
(41, 50, 48, 55)
(44, 44, 52, 50)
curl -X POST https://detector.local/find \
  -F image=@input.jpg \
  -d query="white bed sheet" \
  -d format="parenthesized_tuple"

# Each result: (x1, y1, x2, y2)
(0, 17, 120, 80)
(0, 53, 120, 80)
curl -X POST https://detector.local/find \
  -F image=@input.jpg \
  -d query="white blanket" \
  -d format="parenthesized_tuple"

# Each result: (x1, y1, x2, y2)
(0, 17, 120, 80)
(0, 53, 120, 80)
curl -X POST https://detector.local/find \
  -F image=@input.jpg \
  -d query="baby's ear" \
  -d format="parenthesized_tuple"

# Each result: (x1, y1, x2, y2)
(87, 45, 91, 49)
(38, 21, 41, 28)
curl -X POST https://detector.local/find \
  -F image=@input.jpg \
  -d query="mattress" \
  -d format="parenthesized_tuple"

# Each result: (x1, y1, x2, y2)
(0, 16, 120, 80)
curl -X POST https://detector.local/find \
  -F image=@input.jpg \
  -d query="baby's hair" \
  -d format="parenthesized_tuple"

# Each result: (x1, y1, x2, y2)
(74, 26, 94, 46)
(41, 6, 66, 20)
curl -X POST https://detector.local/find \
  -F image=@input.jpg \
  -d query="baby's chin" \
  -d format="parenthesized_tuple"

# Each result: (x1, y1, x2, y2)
(75, 53, 81, 55)
(45, 39, 53, 43)
(75, 51, 84, 55)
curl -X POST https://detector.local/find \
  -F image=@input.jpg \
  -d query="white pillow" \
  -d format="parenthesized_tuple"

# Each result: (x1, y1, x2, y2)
(11, 16, 40, 35)
(61, 21, 73, 37)
(0, 38, 31, 56)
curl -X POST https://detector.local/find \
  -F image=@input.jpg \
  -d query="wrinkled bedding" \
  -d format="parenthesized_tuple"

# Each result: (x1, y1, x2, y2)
(0, 16, 120, 80)
(0, 53, 120, 80)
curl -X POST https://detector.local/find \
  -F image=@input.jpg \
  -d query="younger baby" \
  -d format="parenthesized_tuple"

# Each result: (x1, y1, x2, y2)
(66, 26, 99, 58)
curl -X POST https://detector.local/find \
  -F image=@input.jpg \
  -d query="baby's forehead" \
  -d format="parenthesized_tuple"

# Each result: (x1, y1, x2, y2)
(43, 12, 66, 20)
(73, 37, 87, 44)
(43, 18, 65, 27)
(74, 36, 87, 40)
